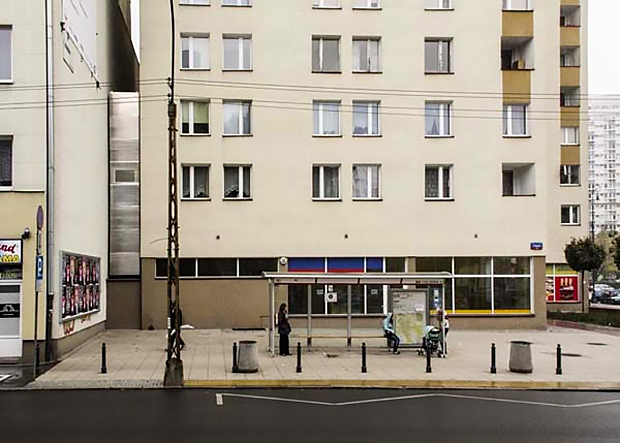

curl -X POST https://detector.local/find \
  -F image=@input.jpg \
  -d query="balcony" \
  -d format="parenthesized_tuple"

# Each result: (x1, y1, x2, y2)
(503, 70, 530, 103)
(502, 10, 533, 38)
(561, 66, 580, 87)
(560, 26, 580, 47)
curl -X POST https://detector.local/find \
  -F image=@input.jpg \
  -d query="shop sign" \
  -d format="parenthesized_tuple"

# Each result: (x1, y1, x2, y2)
(0, 269, 22, 281)
(546, 276, 579, 303)
(0, 240, 22, 265)
(0, 303, 20, 318)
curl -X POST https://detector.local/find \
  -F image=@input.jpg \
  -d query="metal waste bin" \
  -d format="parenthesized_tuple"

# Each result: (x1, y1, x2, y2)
(509, 340, 533, 373)
(237, 340, 259, 373)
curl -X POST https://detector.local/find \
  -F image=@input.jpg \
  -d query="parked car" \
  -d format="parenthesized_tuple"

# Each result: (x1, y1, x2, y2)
(592, 286, 619, 304)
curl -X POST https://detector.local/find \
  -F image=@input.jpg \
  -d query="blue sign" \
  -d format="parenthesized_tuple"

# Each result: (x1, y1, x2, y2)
(530, 242, 543, 251)
(36, 255, 44, 280)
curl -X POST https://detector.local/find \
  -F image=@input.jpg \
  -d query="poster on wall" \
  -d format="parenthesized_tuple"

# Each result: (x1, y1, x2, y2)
(546, 277, 555, 302)
(0, 240, 22, 265)
(554, 276, 579, 302)
(60, 252, 100, 322)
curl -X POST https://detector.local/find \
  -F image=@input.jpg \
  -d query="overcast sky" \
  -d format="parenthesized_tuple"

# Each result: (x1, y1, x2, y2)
(589, 0, 620, 95)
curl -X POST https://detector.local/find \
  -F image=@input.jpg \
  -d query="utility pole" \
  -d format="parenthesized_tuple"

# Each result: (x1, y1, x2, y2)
(163, 0, 183, 387)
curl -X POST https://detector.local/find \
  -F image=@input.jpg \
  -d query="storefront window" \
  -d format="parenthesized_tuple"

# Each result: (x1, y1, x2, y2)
(455, 277, 492, 311)
(494, 277, 530, 311)
(416, 257, 451, 272)
(367, 285, 384, 313)
(386, 257, 406, 272)
(494, 257, 530, 275)
(455, 257, 491, 275)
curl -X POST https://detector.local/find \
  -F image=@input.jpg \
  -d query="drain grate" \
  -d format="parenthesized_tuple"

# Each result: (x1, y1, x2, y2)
(587, 342, 608, 346)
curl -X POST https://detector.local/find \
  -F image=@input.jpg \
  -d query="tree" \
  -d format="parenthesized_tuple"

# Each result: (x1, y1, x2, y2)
(613, 235, 620, 274)
(596, 231, 618, 280)
(564, 237, 606, 285)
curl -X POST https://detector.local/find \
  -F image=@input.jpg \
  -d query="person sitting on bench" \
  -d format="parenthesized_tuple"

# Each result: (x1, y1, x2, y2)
(382, 313, 400, 355)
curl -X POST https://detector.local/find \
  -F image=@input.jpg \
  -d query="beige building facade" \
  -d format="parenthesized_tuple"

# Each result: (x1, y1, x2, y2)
(0, 1, 137, 362)
(138, 0, 588, 331)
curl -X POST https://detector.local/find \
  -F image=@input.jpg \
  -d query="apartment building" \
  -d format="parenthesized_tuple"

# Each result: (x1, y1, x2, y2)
(0, 1, 137, 362)
(136, 0, 588, 331)
(589, 101, 620, 233)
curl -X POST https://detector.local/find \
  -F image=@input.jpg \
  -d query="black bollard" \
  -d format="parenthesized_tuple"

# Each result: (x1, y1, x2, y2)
(556, 344, 562, 375)
(491, 343, 497, 374)
(296, 342, 302, 373)
(101, 343, 107, 374)
(425, 341, 432, 373)
(232, 342, 238, 373)
(361, 342, 368, 373)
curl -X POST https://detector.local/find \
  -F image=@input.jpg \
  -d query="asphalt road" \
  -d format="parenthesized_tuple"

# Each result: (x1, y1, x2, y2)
(1, 389, 620, 442)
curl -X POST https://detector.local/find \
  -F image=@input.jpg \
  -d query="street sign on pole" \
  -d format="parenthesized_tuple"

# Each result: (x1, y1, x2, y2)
(36, 205, 44, 231)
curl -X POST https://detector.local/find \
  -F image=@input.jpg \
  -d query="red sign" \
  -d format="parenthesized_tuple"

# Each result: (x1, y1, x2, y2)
(549, 276, 579, 303)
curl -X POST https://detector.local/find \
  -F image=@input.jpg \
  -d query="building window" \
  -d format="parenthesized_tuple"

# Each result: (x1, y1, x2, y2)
(180, 0, 210, 5)
(560, 165, 580, 186)
(503, 104, 528, 136)
(425, 101, 452, 136)
(223, 35, 252, 71)
(223, 100, 251, 135)
(313, 101, 341, 136)
(353, 165, 380, 200)
(181, 35, 210, 69)
(425, 38, 452, 73)
(560, 87, 580, 107)
(560, 47, 580, 67)
(425, 0, 452, 9)
(312, 36, 341, 73)
(224, 165, 251, 199)
(352, 38, 381, 73)
(353, 0, 380, 8)
(501, 37, 534, 70)
(560, 5, 580, 26)
(0, 26, 11, 82)
(222, 0, 251, 6)
(562, 126, 579, 145)
(561, 205, 580, 225)
(502, 163, 535, 196)
(182, 165, 210, 199)
(313, 0, 341, 8)
(503, 0, 532, 11)
(181, 101, 210, 135)
(313, 165, 340, 200)
(0, 138, 11, 188)
(425, 165, 452, 200)
(353, 101, 380, 136)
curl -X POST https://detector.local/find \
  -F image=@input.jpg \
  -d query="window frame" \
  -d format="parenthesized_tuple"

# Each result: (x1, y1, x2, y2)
(425, 165, 453, 201)
(0, 137, 13, 190)
(425, 101, 453, 137)
(503, 104, 529, 137)
(312, 36, 341, 73)
(222, 0, 251, 6)
(180, 0, 210, 5)
(222, 100, 252, 136)
(312, 0, 341, 9)
(313, 164, 341, 201)
(352, 37, 381, 73)
(425, 0, 453, 10)
(561, 205, 580, 225)
(352, 164, 381, 200)
(223, 165, 252, 200)
(561, 126, 579, 145)
(502, 0, 533, 11)
(180, 34, 210, 70)
(560, 165, 580, 186)
(353, 0, 381, 9)
(181, 164, 211, 200)
(424, 38, 453, 74)
(180, 100, 210, 136)
(0, 26, 12, 83)
(313, 101, 342, 136)
(352, 101, 380, 137)
(222, 35, 252, 71)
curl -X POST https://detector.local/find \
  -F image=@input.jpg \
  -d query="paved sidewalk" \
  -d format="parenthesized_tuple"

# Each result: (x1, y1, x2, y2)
(26, 326, 620, 390)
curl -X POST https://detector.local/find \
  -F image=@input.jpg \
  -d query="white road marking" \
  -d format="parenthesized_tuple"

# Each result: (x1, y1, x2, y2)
(0, 375, 10, 383)
(218, 392, 620, 410)
(216, 393, 223, 406)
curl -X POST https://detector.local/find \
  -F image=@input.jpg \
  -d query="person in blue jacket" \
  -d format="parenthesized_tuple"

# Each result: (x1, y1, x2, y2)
(382, 313, 400, 355)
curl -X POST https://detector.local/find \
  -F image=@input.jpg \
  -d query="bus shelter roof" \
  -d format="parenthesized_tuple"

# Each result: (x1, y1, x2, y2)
(262, 272, 453, 285)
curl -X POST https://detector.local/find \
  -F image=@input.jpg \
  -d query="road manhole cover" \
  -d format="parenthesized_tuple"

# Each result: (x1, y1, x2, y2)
(587, 342, 608, 346)
(561, 353, 582, 358)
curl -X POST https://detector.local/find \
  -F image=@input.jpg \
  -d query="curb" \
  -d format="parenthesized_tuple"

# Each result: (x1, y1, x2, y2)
(548, 319, 620, 336)
(183, 379, 620, 391)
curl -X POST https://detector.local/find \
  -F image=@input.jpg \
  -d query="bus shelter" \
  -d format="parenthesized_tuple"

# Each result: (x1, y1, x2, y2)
(263, 272, 452, 356)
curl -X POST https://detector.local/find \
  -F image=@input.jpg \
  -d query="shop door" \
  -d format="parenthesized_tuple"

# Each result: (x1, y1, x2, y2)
(0, 284, 21, 358)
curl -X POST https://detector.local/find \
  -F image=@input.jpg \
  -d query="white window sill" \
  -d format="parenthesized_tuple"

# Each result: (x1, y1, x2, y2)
(425, 134, 454, 138)
(503, 134, 531, 139)
(180, 68, 211, 71)
(425, 71, 454, 75)
(561, 223, 581, 226)
(180, 3, 211, 6)
(0, 187, 14, 191)
(352, 70, 383, 74)
(181, 197, 211, 201)
(313, 134, 342, 138)
(180, 133, 211, 137)
(0, 80, 14, 84)
(222, 4, 252, 7)
(352, 7, 382, 10)
(313, 198, 342, 202)
(353, 134, 381, 138)
(312, 70, 342, 74)
(425, 8, 454, 11)
(502, 9, 533, 12)
(353, 198, 382, 202)
(560, 184, 581, 187)
(222, 69, 253, 72)
(561, 143, 579, 146)
(425, 198, 454, 202)
(223, 134, 253, 137)
(502, 194, 536, 197)
(223, 197, 252, 201)
(312, 6, 343, 10)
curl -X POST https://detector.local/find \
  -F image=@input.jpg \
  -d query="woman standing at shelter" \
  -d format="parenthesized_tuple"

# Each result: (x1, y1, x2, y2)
(277, 303, 291, 356)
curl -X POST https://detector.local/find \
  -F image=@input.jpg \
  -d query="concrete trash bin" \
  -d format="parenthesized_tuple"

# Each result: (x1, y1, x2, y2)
(237, 340, 259, 373)
(509, 340, 533, 373)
